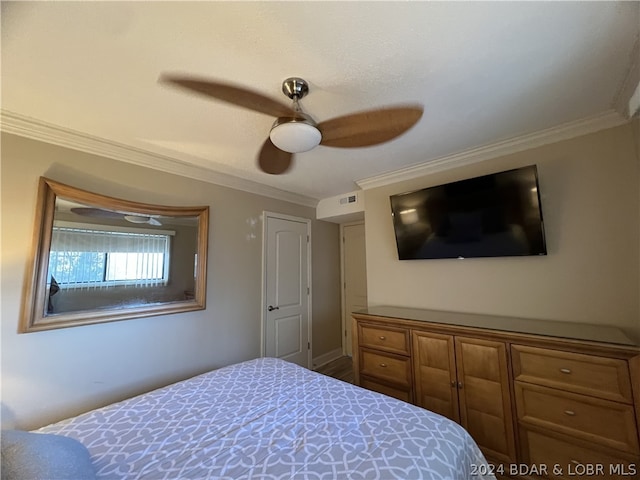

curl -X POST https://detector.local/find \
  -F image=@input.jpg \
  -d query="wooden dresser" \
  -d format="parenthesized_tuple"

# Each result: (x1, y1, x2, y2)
(352, 306, 640, 479)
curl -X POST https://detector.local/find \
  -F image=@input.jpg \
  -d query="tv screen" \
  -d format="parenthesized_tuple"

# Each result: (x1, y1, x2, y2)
(390, 165, 547, 260)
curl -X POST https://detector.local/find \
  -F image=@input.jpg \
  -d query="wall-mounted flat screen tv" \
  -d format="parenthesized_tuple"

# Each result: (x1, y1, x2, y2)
(390, 165, 547, 260)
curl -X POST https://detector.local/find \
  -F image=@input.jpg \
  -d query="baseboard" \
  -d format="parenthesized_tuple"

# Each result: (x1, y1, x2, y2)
(312, 348, 343, 369)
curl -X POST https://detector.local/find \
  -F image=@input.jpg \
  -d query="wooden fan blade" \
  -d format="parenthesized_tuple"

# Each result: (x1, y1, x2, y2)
(318, 106, 423, 148)
(159, 74, 296, 118)
(70, 207, 124, 219)
(257, 138, 294, 175)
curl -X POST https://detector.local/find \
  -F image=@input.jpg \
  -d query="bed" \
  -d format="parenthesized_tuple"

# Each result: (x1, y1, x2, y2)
(25, 358, 494, 479)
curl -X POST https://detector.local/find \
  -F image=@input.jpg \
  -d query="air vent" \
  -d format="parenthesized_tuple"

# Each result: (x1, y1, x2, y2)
(316, 191, 364, 223)
(339, 194, 358, 205)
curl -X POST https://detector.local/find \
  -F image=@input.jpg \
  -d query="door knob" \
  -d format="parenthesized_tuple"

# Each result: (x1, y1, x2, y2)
(268, 305, 279, 311)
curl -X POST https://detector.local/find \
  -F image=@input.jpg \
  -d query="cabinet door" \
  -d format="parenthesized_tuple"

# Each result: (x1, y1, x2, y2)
(412, 331, 460, 422)
(455, 336, 517, 464)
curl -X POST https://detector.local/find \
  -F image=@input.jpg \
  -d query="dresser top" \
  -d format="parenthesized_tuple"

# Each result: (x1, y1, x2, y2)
(354, 306, 639, 347)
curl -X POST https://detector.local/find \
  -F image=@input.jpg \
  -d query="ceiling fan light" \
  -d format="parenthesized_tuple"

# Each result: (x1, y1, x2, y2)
(124, 215, 150, 224)
(269, 118, 322, 153)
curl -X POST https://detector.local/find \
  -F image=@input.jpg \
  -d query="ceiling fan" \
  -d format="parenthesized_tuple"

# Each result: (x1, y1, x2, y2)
(70, 207, 162, 226)
(159, 75, 424, 175)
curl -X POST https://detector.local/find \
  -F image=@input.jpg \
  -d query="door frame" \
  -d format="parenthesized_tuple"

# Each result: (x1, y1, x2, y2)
(340, 220, 366, 357)
(260, 211, 312, 368)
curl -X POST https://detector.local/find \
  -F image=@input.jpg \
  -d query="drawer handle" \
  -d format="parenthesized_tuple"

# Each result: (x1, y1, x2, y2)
(559, 368, 572, 374)
(379, 363, 387, 368)
(451, 380, 457, 388)
(378, 336, 386, 340)
(564, 410, 576, 416)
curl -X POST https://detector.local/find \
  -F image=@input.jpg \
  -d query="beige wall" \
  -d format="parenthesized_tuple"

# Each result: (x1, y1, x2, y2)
(365, 123, 640, 340)
(1, 133, 341, 429)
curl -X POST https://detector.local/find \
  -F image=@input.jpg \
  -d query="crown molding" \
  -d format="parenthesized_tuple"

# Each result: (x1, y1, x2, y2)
(356, 110, 628, 191)
(0, 110, 318, 208)
(2, 109, 629, 203)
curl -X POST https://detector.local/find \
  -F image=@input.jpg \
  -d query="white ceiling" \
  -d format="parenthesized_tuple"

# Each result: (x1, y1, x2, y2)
(2, 1, 638, 204)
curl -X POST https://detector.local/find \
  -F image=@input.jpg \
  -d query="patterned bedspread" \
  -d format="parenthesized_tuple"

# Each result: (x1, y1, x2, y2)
(38, 357, 495, 479)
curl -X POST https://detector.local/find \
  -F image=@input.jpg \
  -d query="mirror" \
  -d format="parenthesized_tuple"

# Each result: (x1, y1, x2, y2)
(20, 177, 209, 332)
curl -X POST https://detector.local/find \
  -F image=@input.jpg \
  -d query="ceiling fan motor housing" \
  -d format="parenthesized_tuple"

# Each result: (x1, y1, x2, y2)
(282, 77, 309, 100)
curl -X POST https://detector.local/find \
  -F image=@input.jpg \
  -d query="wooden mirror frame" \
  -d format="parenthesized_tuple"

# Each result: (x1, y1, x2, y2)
(20, 177, 209, 333)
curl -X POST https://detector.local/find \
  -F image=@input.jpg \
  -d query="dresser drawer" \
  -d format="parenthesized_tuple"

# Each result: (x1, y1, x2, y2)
(360, 377, 412, 403)
(520, 427, 639, 480)
(359, 324, 410, 355)
(515, 382, 639, 454)
(359, 348, 411, 387)
(512, 345, 633, 403)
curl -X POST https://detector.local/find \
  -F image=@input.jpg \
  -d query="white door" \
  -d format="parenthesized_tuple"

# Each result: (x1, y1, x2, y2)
(342, 222, 367, 356)
(263, 213, 311, 368)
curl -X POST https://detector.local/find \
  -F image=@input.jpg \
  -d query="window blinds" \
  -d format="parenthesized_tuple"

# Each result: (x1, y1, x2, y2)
(49, 225, 172, 288)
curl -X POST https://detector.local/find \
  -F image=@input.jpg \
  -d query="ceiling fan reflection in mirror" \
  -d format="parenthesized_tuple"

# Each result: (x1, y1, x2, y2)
(159, 75, 424, 174)
(70, 207, 162, 226)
